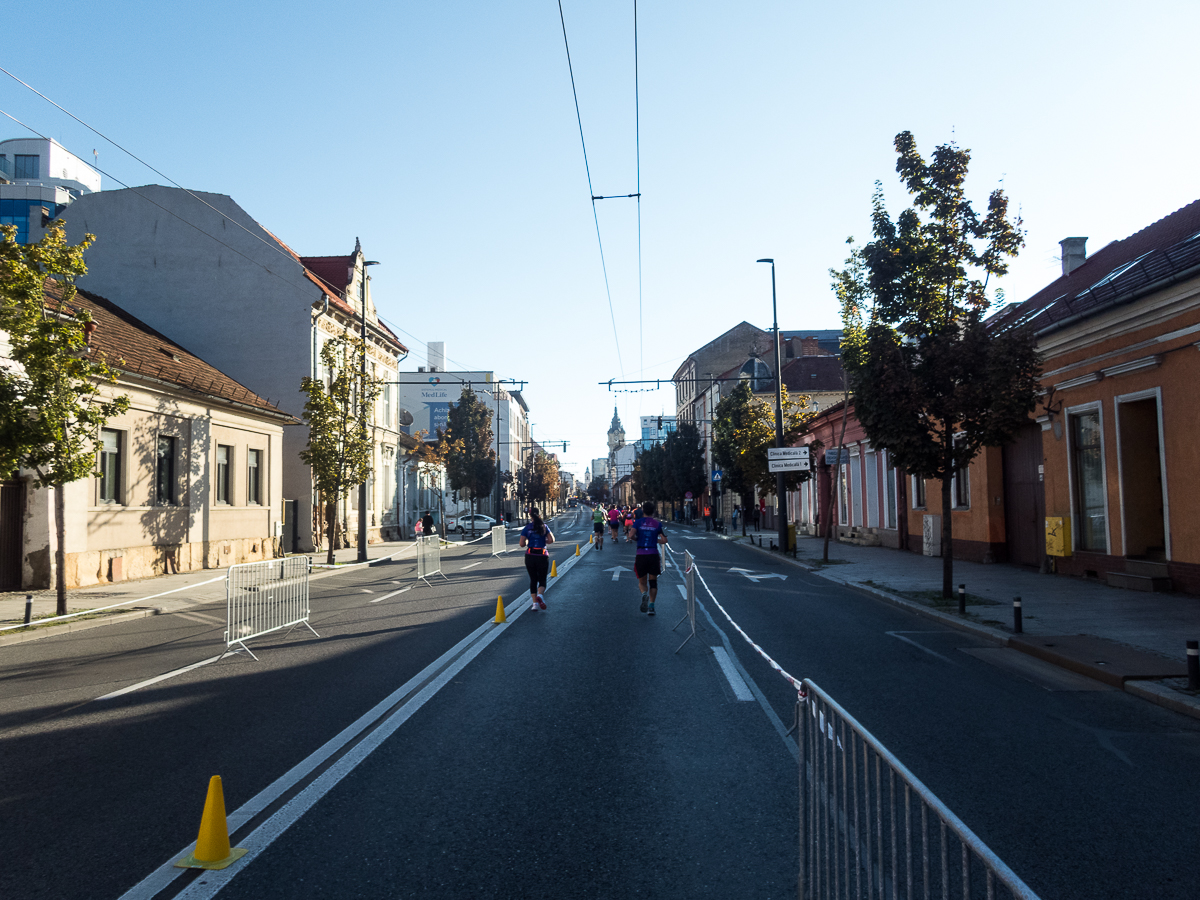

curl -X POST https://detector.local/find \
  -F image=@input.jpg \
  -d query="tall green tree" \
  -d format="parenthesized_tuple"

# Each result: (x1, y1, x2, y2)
(712, 380, 813, 531)
(834, 131, 1040, 597)
(300, 335, 380, 564)
(663, 423, 707, 506)
(0, 222, 130, 614)
(524, 449, 560, 514)
(442, 385, 496, 524)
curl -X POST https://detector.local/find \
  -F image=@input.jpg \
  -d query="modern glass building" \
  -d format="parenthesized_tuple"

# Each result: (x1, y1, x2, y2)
(0, 138, 100, 243)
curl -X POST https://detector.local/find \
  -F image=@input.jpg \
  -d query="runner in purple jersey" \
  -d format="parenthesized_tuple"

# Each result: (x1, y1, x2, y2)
(631, 501, 667, 615)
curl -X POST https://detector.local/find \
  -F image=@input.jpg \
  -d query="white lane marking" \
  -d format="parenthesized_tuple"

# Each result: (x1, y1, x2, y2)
(460, 562, 483, 570)
(885, 631, 956, 664)
(710, 646, 754, 701)
(95, 655, 224, 701)
(370, 586, 411, 603)
(165, 602, 533, 900)
(360, 589, 373, 594)
(604, 566, 630, 581)
(117, 542, 599, 900)
(676, 584, 687, 599)
(174, 611, 224, 625)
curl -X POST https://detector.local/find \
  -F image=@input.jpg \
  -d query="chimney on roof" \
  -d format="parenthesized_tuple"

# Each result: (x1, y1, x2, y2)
(800, 337, 822, 357)
(427, 341, 445, 373)
(1060, 237, 1088, 276)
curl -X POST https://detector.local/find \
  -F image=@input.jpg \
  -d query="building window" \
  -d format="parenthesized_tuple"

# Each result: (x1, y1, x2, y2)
(839, 465, 850, 524)
(1071, 410, 1107, 552)
(99, 428, 122, 504)
(247, 449, 262, 505)
(912, 474, 926, 509)
(215, 445, 231, 504)
(14, 155, 39, 179)
(884, 451, 897, 529)
(383, 383, 392, 430)
(951, 437, 970, 509)
(156, 436, 177, 505)
(0, 155, 10, 178)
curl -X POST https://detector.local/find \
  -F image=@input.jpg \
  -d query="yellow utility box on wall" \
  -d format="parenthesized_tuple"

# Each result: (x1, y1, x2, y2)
(1045, 517, 1072, 557)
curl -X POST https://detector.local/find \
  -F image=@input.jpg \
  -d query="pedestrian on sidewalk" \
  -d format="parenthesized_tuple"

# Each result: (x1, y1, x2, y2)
(704, 504, 711, 531)
(422, 511, 435, 538)
(519, 507, 555, 610)
(632, 501, 667, 615)
(752, 504, 760, 531)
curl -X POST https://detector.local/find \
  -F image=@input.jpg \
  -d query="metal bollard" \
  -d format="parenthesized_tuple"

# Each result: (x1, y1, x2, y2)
(958, 584, 966, 615)
(24, 594, 33, 625)
(1188, 640, 1199, 691)
(1013, 596, 1023, 633)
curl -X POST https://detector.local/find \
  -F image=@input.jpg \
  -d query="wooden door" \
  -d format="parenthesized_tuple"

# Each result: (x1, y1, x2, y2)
(0, 481, 23, 591)
(1003, 424, 1046, 568)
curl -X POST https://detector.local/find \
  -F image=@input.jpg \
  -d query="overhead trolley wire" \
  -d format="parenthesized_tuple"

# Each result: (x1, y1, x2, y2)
(0, 81, 511, 380)
(556, 0, 624, 377)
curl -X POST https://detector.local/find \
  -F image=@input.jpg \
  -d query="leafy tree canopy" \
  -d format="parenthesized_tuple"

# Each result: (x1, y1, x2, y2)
(442, 386, 496, 505)
(712, 380, 813, 499)
(834, 131, 1040, 595)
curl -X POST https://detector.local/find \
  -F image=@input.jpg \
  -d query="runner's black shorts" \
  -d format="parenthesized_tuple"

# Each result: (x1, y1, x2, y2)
(594, 522, 604, 534)
(634, 554, 661, 578)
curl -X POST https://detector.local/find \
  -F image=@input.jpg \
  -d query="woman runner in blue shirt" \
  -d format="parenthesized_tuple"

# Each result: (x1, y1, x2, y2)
(519, 507, 555, 610)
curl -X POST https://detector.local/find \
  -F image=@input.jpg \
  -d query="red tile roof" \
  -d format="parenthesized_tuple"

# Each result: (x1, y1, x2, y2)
(44, 280, 295, 421)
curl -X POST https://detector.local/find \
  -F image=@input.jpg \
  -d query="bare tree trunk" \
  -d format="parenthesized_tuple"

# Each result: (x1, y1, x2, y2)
(327, 498, 337, 565)
(942, 445, 954, 599)
(55, 483, 67, 616)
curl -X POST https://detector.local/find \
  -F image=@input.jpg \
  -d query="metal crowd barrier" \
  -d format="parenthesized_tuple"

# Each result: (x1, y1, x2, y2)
(415, 535, 448, 586)
(224, 557, 317, 660)
(490, 524, 508, 557)
(673, 549, 698, 653)
(798, 680, 1041, 900)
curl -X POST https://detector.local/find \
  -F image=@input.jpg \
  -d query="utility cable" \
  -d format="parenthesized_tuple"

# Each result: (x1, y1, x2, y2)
(0, 101, 494, 379)
(556, 0, 624, 376)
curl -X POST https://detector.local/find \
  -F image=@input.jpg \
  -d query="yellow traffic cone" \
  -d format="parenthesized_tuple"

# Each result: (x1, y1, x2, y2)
(575, 544, 580, 557)
(589, 533, 593, 544)
(175, 776, 248, 870)
(494, 596, 506, 623)
(550, 559, 558, 578)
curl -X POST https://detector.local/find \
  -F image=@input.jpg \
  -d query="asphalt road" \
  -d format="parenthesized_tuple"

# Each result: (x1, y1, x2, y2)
(0, 515, 579, 900)
(3, 513, 1199, 899)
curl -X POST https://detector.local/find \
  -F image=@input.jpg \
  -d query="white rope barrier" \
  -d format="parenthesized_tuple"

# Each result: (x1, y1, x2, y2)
(663, 544, 803, 695)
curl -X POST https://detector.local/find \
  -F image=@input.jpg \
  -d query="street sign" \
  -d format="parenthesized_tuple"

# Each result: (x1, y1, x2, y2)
(767, 446, 809, 460)
(684, 491, 693, 499)
(825, 448, 851, 465)
(712, 469, 723, 482)
(769, 458, 810, 472)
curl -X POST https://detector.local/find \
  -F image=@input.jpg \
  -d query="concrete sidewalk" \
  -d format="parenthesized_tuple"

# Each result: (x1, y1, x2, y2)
(0, 539, 429, 645)
(686, 521, 1200, 720)
(0, 510, 573, 646)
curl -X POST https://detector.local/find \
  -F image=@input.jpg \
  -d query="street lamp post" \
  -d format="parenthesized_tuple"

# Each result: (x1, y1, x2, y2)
(757, 258, 788, 554)
(358, 258, 381, 562)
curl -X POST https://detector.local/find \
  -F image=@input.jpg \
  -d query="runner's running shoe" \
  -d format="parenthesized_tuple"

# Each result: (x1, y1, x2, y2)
(647, 601, 655, 616)
(640, 592, 649, 613)
(536, 594, 547, 610)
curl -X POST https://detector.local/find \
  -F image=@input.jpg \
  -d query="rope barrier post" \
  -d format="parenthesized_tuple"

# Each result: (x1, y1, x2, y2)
(1188, 640, 1199, 691)
(797, 687, 807, 900)
(24, 594, 33, 625)
(958, 584, 966, 615)
(1013, 596, 1023, 634)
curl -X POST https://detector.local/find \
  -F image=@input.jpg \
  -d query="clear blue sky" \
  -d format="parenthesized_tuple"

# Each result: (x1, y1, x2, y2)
(5, 1, 1199, 474)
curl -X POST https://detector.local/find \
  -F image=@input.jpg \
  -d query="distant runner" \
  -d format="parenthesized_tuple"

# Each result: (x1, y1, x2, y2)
(592, 505, 607, 550)
(631, 501, 667, 616)
(607, 505, 623, 543)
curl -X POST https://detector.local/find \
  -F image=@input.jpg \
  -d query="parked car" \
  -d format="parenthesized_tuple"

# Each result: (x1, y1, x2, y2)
(453, 514, 496, 534)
